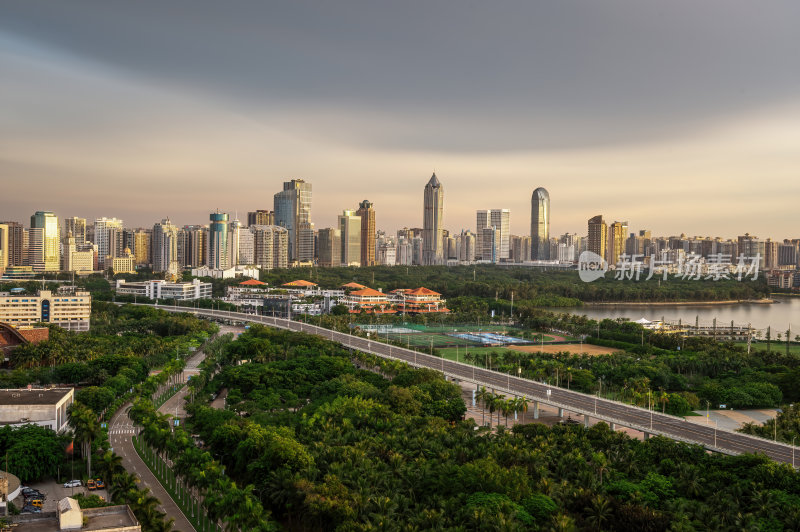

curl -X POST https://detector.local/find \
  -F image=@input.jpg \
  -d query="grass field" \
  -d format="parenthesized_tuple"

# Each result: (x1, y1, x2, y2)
(734, 341, 800, 355)
(387, 332, 476, 348)
(438, 346, 518, 361)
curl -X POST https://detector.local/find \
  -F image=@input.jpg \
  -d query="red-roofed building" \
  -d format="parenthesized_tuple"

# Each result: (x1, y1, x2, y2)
(342, 287, 396, 314)
(0, 323, 49, 361)
(341, 282, 368, 290)
(396, 287, 448, 314)
(239, 279, 266, 286)
(282, 280, 318, 288)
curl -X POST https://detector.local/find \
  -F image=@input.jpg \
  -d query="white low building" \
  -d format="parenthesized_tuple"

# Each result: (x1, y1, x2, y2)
(190, 265, 260, 279)
(116, 279, 212, 301)
(0, 387, 74, 432)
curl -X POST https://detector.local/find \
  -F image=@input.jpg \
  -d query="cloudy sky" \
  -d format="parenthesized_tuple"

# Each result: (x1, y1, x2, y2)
(2, 1, 799, 239)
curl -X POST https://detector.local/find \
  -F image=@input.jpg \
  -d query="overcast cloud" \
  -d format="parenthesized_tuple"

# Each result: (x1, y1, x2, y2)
(1, 1, 799, 237)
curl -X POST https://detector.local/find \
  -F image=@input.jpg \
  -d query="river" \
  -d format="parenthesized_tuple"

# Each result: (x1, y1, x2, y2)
(557, 296, 800, 334)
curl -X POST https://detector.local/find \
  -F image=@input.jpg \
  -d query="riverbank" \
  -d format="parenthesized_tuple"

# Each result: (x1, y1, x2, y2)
(584, 298, 774, 307)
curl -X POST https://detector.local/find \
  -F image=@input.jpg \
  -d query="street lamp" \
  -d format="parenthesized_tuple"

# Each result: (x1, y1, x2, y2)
(714, 419, 718, 448)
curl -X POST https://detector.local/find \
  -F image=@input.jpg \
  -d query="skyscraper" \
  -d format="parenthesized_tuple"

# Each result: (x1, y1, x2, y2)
(250, 225, 288, 270)
(30, 211, 60, 272)
(227, 218, 243, 267)
(0, 221, 25, 266)
(356, 200, 376, 267)
(531, 187, 550, 260)
(152, 219, 179, 273)
(0, 224, 7, 274)
(317, 228, 342, 267)
(207, 211, 229, 269)
(422, 172, 444, 265)
(274, 179, 313, 263)
(607, 221, 628, 266)
(63, 217, 86, 246)
(588, 215, 607, 260)
(338, 210, 361, 266)
(247, 210, 275, 227)
(94, 217, 123, 269)
(476, 209, 511, 263)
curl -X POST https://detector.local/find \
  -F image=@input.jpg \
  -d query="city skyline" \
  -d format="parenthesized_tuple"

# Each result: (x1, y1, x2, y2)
(2, 2, 800, 237)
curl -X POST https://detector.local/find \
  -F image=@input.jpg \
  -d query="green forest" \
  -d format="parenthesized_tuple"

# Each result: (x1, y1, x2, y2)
(124, 324, 800, 531)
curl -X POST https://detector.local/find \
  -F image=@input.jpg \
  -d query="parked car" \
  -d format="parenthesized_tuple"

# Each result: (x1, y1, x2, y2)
(87, 479, 96, 490)
(22, 487, 44, 498)
(29, 499, 43, 508)
(94, 479, 105, 489)
(21, 505, 42, 514)
(63, 480, 82, 488)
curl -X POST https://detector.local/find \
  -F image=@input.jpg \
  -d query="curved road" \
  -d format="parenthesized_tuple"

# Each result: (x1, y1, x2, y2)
(151, 305, 797, 467)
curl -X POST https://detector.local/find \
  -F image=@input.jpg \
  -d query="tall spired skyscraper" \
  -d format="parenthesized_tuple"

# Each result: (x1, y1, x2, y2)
(531, 187, 550, 260)
(422, 173, 444, 265)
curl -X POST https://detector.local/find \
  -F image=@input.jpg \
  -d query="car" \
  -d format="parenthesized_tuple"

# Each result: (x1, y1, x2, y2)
(94, 479, 105, 489)
(29, 499, 43, 508)
(21, 505, 42, 514)
(22, 487, 44, 498)
(87, 479, 96, 490)
(63, 480, 82, 488)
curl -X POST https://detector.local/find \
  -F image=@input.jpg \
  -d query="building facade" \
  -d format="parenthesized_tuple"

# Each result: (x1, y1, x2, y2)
(274, 179, 314, 263)
(588, 215, 607, 260)
(207, 211, 229, 270)
(29, 211, 60, 272)
(356, 200, 376, 266)
(318, 228, 342, 267)
(0, 290, 91, 331)
(338, 210, 361, 266)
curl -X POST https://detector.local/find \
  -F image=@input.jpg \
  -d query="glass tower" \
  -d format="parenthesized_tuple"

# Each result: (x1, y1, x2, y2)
(531, 188, 550, 260)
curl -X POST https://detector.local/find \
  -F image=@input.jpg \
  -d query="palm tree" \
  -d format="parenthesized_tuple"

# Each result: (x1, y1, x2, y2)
(584, 495, 612, 531)
(475, 387, 490, 427)
(110, 471, 139, 504)
(68, 403, 102, 477)
(97, 450, 123, 481)
(516, 396, 529, 424)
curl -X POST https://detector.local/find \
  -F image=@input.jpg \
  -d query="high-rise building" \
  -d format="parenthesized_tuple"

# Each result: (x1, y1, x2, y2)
(274, 179, 314, 262)
(133, 230, 152, 266)
(152, 219, 179, 273)
(588, 215, 607, 260)
(250, 225, 288, 270)
(247, 210, 274, 227)
(607, 221, 628, 266)
(63, 217, 86, 246)
(61, 231, 94, 273)
(227, 218, 243, 267)
(30, 211, 60, 272)
(0, 223, 7, 274)
(338, 210, 361, 266)
(317, 228, 342, 267)
(177, 226, 206, 268)
(476, 209, 510, 262)
(459, 230, 476, 263)
(738, 234, 766, 268)
(531, 187, 550, 260)
(94, 217, 123, 269)
(207, 211, 229, 270)
(0, 221, 25, 266)
(356, 200, 376, 267)
(422, 173, 444, 265)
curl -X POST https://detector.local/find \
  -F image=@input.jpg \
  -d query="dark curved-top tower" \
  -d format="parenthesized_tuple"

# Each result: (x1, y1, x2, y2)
(531, 187, 550, 260)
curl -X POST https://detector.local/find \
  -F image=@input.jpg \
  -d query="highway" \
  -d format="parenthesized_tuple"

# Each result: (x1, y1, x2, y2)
(154, 305, 798, 467)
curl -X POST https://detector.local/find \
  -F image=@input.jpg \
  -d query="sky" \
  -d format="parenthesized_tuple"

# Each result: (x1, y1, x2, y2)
(1, 1, 799, 239)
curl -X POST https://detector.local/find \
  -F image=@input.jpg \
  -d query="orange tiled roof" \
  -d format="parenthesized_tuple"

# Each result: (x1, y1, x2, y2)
(350, 288, 386, 297)
(405, 287, 441, 296)
(342, 282, 368, 289)
(239, 279, 266, 286)
(282, 280, 318, 287)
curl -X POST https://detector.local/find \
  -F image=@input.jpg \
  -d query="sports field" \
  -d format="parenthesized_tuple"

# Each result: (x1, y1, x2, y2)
(509, 344, 622, 356)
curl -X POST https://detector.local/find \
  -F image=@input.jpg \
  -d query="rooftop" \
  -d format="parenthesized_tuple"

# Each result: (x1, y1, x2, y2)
(282, 280, 317, 287)
(349, 288, 386, 297)
(239, 279, 266, 286)
(0, 388, 73, 406)
(341, 282, 367, 289)
(12, 503, 139, 532)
